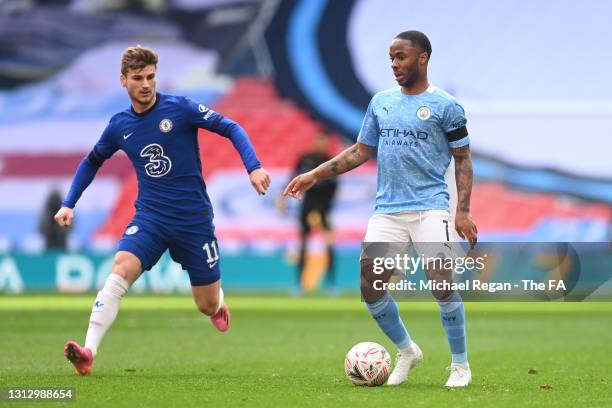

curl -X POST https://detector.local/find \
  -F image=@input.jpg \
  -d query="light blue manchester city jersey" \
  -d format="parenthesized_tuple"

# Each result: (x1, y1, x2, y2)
(357, 85, 469, 213)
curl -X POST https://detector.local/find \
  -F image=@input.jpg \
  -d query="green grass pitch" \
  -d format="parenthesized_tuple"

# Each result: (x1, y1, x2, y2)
(1, 296, 611, 407)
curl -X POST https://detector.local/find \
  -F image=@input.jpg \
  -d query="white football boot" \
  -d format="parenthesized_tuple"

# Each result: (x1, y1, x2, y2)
(386, 342, 423, 386)
(445, 363, 472, 387)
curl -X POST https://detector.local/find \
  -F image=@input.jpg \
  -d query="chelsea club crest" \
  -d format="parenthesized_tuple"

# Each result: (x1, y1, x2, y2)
(159, 118, 173, 133)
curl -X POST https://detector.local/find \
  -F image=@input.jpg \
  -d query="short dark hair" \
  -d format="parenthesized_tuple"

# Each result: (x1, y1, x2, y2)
(395, 31, 432, 60)
(121, 45, 158, 75)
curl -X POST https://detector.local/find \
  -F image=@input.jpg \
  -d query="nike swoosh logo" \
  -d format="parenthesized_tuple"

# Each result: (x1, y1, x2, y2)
(123, 132, 134, 139)
(208, 261, 218, 268)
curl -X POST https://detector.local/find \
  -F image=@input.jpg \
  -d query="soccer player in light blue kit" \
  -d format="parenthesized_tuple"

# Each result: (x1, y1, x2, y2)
(54, 46, 271, 375)
(284, 31, 477, 387)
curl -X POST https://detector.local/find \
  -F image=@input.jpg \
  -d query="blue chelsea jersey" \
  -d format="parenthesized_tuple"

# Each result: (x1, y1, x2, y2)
(92, 93, 259, 223)
(357, 85, 469, 214)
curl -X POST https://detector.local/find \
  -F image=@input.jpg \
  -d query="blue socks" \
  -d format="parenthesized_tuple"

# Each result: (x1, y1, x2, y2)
(365, 292, 411, 349)
(365, 290, 468, 365)
(438, 291, 468, 365)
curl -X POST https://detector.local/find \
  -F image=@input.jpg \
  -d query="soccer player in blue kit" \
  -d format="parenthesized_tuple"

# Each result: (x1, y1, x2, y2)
(54, 46, 271, 375)
(284, 31, 477, 387)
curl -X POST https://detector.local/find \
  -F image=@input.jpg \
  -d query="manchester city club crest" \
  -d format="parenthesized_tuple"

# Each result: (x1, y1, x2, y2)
(159, 118, 173, 133)
(417, 106, 431, 120)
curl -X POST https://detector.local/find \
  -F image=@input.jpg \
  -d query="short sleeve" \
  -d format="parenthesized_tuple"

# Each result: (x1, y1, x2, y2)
(357, 100, 380, 147)
(442, 101, 469, 148)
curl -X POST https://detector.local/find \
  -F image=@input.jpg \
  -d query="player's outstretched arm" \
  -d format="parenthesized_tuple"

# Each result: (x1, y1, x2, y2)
(283, 142, 374, 199)
(54, 207, 74, 227)
(249, 167, 271, 195)
(206, 113, 268, 195)
(451, 145, 478, 247)
(56, 146, 112, 227)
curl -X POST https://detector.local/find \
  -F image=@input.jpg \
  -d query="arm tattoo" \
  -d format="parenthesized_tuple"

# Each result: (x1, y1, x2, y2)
(452, 146, 473, 213)
(317, 144, 369, 178)
(331, 160, 339, 175)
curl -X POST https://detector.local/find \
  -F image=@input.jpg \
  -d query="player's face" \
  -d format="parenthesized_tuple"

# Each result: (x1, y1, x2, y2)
(120, 65, 157, 109)
(389, 39, 427, 87)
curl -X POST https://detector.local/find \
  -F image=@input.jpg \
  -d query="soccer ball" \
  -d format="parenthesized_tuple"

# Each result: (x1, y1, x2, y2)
(344, 342, 391, 386)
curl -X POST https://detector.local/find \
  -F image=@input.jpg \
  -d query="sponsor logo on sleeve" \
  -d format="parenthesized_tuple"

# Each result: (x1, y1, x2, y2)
(198, 104, 215, 120)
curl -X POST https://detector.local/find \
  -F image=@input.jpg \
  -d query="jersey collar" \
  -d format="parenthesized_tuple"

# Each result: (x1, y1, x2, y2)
(131, 93, 161, 117)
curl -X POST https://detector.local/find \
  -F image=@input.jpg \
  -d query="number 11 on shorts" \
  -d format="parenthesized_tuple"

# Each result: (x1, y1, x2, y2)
(203, 240, 219, 268)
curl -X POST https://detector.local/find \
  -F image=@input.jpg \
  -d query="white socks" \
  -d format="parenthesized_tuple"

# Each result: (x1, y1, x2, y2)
(215, 287, 225, 315)
(84, 273, 129, 356)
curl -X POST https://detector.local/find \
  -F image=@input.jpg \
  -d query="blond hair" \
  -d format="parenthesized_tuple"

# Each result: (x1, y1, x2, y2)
(120, 45, 158, 75)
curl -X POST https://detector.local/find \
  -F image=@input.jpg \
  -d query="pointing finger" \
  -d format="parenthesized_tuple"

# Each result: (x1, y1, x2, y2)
(283, 179, 297, 196)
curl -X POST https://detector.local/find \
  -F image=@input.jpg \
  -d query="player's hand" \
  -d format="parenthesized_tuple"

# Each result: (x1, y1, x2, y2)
(283, 170, 318, 200)
(54, 207, 74, 228)
(249, 167, 271, 195)
(455, 211, 478, 248)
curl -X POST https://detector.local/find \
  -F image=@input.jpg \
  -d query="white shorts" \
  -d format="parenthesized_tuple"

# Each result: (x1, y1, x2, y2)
(364, 158, 457, 241)
(361, 161, 461, 262)
(362, 210, 460, 262)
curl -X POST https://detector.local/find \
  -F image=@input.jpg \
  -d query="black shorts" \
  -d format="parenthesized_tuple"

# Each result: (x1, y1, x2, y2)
(300, 207, 331, 234)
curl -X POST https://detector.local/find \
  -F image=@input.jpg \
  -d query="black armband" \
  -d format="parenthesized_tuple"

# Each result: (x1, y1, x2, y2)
(445, 126, 468, 142)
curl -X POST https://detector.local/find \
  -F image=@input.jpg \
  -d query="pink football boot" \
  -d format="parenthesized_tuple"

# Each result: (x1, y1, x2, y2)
(210, 304, 231, 332)
(64, 341, 93, 376)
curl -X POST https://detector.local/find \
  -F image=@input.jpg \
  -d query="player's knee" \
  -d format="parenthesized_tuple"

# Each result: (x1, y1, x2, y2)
(112, 252, 141, 286)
